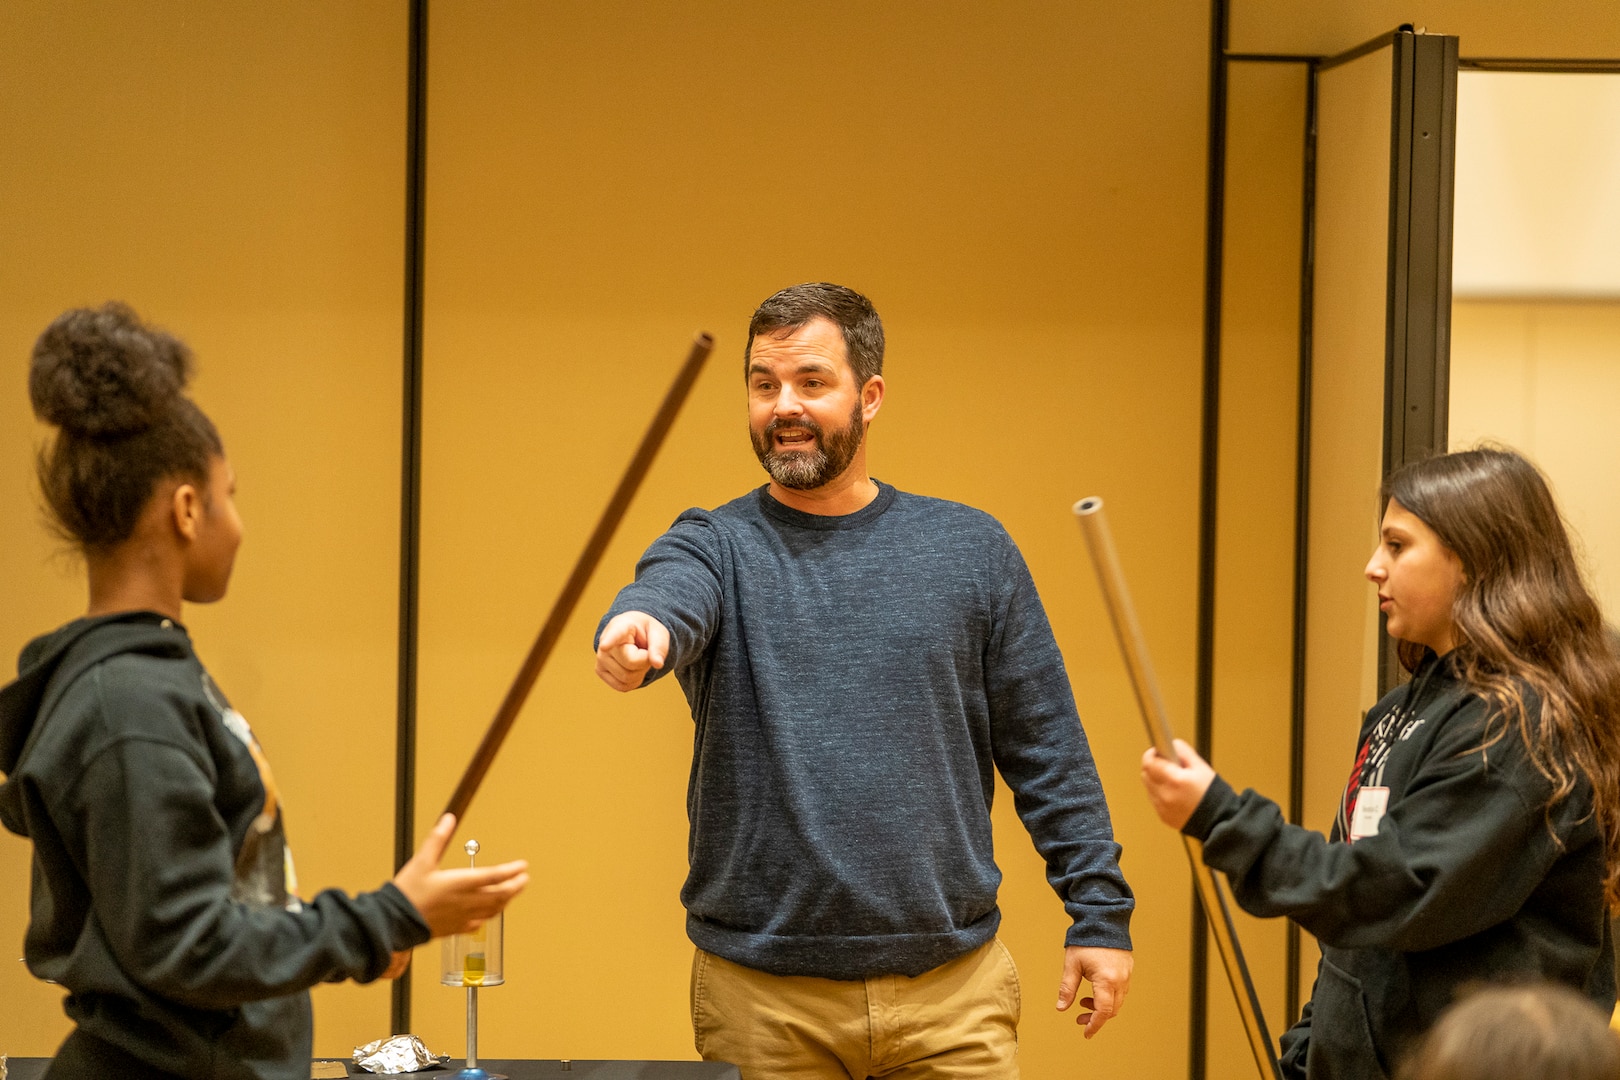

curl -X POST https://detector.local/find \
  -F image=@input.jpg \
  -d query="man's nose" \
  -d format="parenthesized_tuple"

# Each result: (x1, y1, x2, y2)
(774, 388, 804, 415)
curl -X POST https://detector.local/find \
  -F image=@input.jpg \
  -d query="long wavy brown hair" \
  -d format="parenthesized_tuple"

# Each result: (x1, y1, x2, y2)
(1385, 447, 1620, 905)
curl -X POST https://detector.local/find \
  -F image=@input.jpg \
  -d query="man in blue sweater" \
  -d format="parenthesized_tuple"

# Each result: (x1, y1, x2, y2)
(595, 283, 1133, 1078)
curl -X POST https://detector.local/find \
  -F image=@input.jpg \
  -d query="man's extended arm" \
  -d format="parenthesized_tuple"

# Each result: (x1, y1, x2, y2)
(593, 511, 724, 691)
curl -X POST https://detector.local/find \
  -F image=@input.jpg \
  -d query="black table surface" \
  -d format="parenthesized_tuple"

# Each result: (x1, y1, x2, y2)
(4, 1059, 740, 1080)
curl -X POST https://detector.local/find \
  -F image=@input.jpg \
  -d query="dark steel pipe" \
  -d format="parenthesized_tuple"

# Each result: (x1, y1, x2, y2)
(442, 333, 714, 824)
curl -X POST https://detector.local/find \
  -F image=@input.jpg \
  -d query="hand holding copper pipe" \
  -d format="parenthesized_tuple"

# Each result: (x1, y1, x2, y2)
(1074, 496, 1282, 1080)
(1140, 737, 1217, 830)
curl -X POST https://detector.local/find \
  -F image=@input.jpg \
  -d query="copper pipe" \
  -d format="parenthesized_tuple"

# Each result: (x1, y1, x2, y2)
(1074, 496, 1282, 1080)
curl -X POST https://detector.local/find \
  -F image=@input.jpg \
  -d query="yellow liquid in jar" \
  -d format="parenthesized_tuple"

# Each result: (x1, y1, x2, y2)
(461, 922, 488, 986)
(462, 952, 486, 986)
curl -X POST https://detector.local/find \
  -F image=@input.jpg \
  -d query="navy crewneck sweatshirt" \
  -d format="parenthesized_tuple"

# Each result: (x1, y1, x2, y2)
(599, 482, 1133, 979)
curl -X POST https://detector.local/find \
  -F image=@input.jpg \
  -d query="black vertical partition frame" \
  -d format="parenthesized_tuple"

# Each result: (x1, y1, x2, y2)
(1191, 0, 1231, 1074)
(1204, 26, 1458, 1076)
(1377, 31, 1457, 694)
(1284, 61, 1318, 1030)
(393, 0, 429, 1038)
(1275, 26, 1457, 1045)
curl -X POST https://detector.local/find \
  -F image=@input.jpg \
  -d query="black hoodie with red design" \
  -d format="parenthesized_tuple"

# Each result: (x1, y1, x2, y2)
(0, 613, 428, 1079)
(1184, 651, 1614, 1080)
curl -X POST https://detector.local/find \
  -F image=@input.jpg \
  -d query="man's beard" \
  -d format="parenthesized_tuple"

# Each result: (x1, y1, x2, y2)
(750, 399, 865, 490)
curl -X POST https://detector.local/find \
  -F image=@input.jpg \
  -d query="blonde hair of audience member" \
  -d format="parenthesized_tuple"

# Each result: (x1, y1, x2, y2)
(1397, 983, 1620, 1080)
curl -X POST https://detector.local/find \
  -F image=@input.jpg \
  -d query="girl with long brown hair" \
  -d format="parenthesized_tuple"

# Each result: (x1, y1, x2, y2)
(1141, 446, 1620, 1080)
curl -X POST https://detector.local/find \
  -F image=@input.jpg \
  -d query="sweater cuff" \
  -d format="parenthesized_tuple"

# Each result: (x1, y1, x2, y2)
(379, 881, 433, 949)
(1063, 921, 1134, 952)
(1182, 774, 1239, 842)
(1062, 895, 1135, 952)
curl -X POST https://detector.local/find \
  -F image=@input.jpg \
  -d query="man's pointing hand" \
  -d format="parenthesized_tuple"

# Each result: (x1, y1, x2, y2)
(595, 610, 670, 692)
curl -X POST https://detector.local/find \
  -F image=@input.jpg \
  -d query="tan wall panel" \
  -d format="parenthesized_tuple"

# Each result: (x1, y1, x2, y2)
(1454, 73, 1620, 298)
(0, 2, 405, 1057)
(1206, 60, 1308, 1072)
(415, 1, 1211, 1073)
(1300, 45, 1395, 996)
(1447, 303, 1535, 446)
(1232, 0, 1620, 60)
(1451, 301, 1620, 620)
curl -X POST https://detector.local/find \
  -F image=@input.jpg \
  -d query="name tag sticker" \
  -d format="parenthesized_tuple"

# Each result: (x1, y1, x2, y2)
(1350, 787, 1390, 842)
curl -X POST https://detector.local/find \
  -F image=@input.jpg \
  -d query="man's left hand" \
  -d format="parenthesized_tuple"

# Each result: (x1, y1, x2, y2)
(1056, 945, 1133, 1038)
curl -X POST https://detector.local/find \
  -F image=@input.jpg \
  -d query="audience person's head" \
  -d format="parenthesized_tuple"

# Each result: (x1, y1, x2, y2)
(1398, 982, 1620, 1080)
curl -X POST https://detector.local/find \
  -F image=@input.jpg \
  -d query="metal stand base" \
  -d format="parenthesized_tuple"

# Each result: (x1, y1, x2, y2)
(456, 985, 506, 1080)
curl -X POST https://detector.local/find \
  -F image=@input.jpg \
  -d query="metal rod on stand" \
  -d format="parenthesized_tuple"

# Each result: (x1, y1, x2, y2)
(1074, 496, 1282, 1080)
(450, 838, 503, 1080)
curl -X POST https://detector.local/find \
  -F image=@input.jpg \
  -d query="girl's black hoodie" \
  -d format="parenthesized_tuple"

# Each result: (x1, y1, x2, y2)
(0, 613, 428, 1079)
(1185, 651, 1615, 1080)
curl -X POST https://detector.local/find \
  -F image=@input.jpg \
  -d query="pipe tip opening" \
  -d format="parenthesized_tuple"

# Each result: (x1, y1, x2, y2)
(1073, 497, 1103, 516)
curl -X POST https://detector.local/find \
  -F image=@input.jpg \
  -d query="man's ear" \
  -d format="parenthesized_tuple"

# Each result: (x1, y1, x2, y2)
(861, 375, 886, 423)
(170, 481, 203, 542)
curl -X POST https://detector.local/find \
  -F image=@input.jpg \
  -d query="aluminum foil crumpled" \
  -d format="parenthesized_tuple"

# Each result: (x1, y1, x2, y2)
(353, 1034, 449, 1074)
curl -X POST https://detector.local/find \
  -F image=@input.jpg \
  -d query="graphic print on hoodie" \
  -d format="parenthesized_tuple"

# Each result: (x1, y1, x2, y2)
(1337, 665, 1439, 843)
(201, 673, 300, 912)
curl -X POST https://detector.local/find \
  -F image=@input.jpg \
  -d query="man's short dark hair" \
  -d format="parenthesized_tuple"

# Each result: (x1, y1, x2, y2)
(745, 283, 884, 388)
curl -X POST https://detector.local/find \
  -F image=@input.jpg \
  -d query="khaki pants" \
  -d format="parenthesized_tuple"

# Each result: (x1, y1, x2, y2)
(690, 938, 1021, 1080)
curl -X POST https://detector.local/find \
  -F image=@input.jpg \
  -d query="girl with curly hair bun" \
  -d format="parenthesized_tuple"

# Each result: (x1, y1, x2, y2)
(0, 303, 528, 1080)
(1142, 446, 1620, 1080)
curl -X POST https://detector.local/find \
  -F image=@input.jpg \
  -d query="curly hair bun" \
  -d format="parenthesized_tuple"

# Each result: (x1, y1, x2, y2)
(29, 302, 195, 439)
